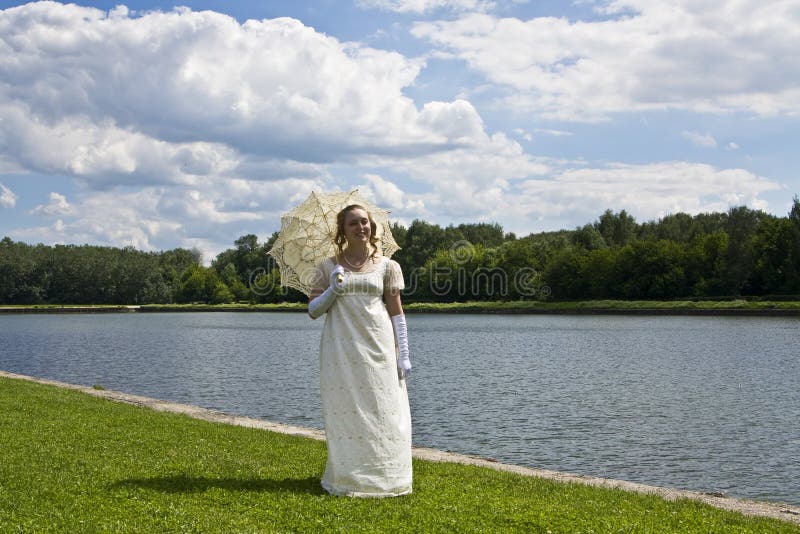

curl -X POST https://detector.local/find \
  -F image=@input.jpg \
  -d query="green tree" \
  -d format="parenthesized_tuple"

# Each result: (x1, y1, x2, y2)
(614, 240, 688, 298)
(213, 234, 271, 287)
(221, 262, 250, 301)
(596, 209, 637, 247)
(392, 220, 448, 274)
(583, 247, 619, 298)
(451, 222, 505, 249)
(685, 231, 729, 296)
(751, 197, 800, 294)
(542, 248, 590, 300)
(175, 265, 233, 304)
(724, 206, 770, 295)
(572, 224, 607, 251)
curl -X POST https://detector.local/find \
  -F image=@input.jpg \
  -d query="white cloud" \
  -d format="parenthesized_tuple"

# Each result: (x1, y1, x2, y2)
(0, 2, 508, 185)
(513, 161, 780, 226)
(412, 1, 800, 120)
(1, 2, 558, 256)
(535, 128, 573, 137)
(165, 190, 264, 226)
(13, 189, 171, 251)
(355, 174, 428, 217)
(10, 179, 322, 261)
(0, 182, 17, 208)
(381, 160, 782, 235)
(417, 99, 486, 143)
(357, 0, 495, 13)
(358, 174, 408, 210)
(513, 128, 533, 141)
(0, 2, 789, 258)
(359, 130, 550, 220)
(393, 131, 548, 183)
(31, 192, 74, 216)
(681, 131, 718, 148)
(725, 142, 740, 151)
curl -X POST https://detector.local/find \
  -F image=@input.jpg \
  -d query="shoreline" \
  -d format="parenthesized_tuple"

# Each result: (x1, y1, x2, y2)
(2, 369, 798, 525)
(3, 301, 800, 316)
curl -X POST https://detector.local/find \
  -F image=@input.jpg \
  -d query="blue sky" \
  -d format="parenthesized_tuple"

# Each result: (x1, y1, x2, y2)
(1, 0, 798, 262)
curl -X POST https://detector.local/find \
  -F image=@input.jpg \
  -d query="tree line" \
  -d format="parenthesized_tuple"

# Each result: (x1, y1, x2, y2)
(2, 197, 799, 305)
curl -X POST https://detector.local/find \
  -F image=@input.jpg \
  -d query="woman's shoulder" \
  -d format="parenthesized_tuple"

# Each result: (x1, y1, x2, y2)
(382, 256, 402, 270)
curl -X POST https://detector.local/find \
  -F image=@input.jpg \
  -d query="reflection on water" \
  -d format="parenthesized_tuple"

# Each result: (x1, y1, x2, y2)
(1, 312, 798, 505)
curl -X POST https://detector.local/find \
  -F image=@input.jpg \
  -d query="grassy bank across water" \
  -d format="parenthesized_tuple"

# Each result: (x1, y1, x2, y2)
(405, 299, 800, 315)
(3, 299, 800, 315)
(1, 373, 798, 532)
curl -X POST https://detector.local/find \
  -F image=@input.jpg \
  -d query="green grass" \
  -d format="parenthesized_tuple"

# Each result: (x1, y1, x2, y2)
(1, 377, 797, 532)
(0, 303, 308, 311)
(0, 304, 139, 310)
(140, 302, 308, 312)
(404, 299, 800, 313)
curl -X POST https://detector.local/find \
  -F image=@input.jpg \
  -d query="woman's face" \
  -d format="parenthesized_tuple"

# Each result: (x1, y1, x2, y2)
(343, 208, 371, 246)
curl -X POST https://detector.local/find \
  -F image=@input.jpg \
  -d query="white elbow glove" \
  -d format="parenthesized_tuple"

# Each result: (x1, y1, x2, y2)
(391, 314, 412, 379)
(308, 265, 345, 319)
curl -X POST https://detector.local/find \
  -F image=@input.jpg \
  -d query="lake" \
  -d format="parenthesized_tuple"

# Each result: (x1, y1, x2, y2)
(1, 312, 798, 506)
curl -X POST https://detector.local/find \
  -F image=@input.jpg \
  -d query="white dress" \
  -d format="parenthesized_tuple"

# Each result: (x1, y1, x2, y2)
(317, 255, 413, 497)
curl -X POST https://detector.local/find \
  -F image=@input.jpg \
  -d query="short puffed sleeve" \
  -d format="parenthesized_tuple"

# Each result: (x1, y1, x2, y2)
(384, 258, 405, 292)
(311, 257, 334, 293)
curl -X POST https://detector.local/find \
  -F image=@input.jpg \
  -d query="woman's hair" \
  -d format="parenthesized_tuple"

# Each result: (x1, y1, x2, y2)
(334, 204, 379, 258)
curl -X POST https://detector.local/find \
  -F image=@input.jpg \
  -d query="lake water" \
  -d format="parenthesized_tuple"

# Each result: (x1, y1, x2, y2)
(1, 312, 798, 506)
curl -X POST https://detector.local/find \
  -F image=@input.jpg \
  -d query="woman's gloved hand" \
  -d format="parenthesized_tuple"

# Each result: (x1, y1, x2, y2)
(391, 314, 412, 379)
(330, 264, 345, 291)
(308, 264, 346, 319)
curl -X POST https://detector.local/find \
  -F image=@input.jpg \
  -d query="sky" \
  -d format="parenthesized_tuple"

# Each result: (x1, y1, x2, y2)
(1, 0, 799, 262)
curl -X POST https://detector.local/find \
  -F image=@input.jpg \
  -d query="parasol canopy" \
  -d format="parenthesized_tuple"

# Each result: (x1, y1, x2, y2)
(267, 190, 400, 296)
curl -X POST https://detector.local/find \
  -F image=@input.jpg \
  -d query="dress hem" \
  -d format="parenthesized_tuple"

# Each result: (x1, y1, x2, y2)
(321, 480, 412, 498)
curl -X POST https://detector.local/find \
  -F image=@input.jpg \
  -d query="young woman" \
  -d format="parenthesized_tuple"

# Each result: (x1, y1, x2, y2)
(307, 204, 413, 497)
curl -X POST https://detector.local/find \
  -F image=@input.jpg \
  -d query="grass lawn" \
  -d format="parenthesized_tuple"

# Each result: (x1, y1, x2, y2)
(1, 377, 797, 532)
(403, 299, 800, 313)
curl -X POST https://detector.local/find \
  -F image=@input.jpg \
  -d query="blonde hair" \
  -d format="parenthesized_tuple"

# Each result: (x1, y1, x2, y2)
(334, 204, 379, 259)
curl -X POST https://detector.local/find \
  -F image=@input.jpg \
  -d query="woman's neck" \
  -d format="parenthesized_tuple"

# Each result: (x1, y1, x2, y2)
(342, 244, 371, 269)
(345, 243, 369, 257)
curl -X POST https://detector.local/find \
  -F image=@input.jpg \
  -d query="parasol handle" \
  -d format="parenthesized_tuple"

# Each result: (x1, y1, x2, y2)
(336, 273, 343, 285)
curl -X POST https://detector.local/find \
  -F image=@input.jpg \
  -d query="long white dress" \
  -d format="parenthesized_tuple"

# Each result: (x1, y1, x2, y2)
(317, 255, 413, 497)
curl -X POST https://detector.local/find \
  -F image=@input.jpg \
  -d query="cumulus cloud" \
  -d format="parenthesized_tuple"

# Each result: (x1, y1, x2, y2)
(31, 192, 74, 216)
(360, 130, 550, 219)
(355, 173, 427, 216)
(13, 189, 172, 251)
(417, 99, 486, 143)
(0, 2, 787, 257)
(161, 190, 264, 226)
(412, 1, 800, 120)
(0, 103, 256, 188)
(0, 1, 500, 185)
(12, 184, 292, 261)
(0, 2, 548, 255)
(0, 182, 17, 208)
(513, 161, 780, 226)
(358, 174, 408, 209)
(374, 160, 781, 234)
(681, 131, 718, 148)
(390, 131, 547, 183)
